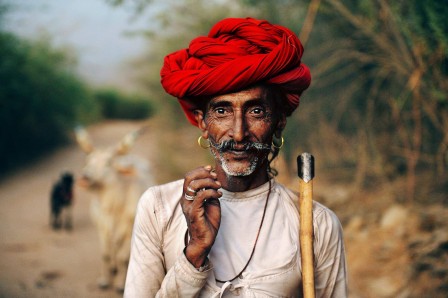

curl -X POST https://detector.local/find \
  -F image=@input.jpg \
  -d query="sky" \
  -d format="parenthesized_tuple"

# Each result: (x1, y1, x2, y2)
(3, 0, 153, 88)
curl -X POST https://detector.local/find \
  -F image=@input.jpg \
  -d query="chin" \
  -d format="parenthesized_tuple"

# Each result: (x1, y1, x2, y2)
(221, 157, 259, 177)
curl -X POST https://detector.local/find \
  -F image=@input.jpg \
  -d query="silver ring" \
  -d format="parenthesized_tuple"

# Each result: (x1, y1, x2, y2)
(184, 194, 195, 201)
(186, 186, 196, 194)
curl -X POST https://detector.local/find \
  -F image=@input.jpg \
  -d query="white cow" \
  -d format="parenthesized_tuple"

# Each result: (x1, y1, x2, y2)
(75, 125, 153, 292)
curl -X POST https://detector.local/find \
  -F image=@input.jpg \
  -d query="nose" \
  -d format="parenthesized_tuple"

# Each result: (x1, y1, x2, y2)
(229, 110, 247, 142)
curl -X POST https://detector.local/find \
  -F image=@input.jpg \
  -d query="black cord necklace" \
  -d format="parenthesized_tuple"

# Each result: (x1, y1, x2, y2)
(215, 178, 272, 283)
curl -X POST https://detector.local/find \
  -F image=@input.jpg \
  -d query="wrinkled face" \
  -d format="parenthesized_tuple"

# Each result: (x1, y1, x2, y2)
(198, 86, 285, 177)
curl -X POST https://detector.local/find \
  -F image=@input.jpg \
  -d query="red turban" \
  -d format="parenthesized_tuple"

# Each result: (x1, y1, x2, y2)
(160, 17, 311, 126)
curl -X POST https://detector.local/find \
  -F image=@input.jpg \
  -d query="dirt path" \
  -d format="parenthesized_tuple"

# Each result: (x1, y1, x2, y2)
(0, 120, 155, 298)
(2, 119, 445, 298)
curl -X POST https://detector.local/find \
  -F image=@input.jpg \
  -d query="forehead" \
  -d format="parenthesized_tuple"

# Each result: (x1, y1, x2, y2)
(208, 86, 267, 106)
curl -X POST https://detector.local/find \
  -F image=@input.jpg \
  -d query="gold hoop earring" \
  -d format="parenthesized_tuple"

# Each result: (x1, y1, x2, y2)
(197, 136, 210, 149)
(272, 136, 284, 149)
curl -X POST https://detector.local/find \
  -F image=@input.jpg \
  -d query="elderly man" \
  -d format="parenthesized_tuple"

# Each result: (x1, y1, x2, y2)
(124, 17, 347, 297)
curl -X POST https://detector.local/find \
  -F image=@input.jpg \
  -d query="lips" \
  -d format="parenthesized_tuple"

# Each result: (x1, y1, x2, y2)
(222, 148, 255, 161)
(228, 149, 248, 155)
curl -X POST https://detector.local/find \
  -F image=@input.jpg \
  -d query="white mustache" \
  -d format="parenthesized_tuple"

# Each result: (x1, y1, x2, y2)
(211, 139, 271, 152)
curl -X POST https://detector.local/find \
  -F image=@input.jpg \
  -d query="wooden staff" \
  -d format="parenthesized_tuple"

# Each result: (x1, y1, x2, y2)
(297, 153, 315, 298)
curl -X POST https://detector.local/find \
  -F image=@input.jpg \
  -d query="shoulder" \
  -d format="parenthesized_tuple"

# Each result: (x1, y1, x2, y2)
(273, 181, 343, 234)
(313, 201, 343, 233)
(136, 179, 184, 226)
(138, 179, 184, 210)
(312, 201, 345, 260)
(140, 179, 184, 199)
(274, 181, 299, 202)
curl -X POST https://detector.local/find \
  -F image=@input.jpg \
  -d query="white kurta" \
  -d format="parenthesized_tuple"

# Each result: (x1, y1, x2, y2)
(124, 179, 347, 297)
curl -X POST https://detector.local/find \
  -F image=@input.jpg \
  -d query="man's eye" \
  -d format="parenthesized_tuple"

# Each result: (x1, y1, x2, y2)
(250, 108, 264, 115)
(215, 108, 227, 114)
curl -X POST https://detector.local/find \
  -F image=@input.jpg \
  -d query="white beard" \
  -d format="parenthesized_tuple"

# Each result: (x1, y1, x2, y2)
(209, 139, 271, 177)
(211, 150, 263, 177)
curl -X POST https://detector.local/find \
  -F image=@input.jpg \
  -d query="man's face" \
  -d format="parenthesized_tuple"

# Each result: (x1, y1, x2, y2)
(199, 86, 283, 177)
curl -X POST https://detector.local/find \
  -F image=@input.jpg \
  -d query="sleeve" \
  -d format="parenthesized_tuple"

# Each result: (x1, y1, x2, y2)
(313, 206, 348, 298)
(124, 186, 212, 298)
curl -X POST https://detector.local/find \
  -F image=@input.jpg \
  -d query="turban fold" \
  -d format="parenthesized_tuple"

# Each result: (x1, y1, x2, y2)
(160, 17, 311, 126)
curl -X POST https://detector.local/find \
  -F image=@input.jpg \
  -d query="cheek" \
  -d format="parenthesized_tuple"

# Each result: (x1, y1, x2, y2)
(205, 117, 232, 139)
(248, 120, 275, 141)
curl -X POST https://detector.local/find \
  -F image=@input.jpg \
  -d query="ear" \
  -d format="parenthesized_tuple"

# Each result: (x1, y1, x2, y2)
(115, 125, 148, 155)
(194, 110, 209, 139)
(275, 115, 287, 138)
(74, 126, 94, 153)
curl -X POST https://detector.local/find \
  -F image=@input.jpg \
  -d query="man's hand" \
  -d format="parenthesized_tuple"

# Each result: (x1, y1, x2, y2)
(181, 165, 222, 268)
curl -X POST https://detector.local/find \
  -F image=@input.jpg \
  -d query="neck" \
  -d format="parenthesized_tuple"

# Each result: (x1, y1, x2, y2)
(215, 163, 270, 192)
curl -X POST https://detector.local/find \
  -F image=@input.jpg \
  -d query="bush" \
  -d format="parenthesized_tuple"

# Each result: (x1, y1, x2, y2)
(0, 32, 98, 175)
(94, 88, 155, 120)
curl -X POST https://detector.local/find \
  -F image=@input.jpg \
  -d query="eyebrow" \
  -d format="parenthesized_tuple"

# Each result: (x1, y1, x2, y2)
(208, 97, 266, 110)
(208, 100, 232, 109)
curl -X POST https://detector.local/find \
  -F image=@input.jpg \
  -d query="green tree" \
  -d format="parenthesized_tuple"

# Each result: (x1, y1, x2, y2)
(0, 32, 98, 175)
(299, 0, 448, 199)
(238, 0, 448, 200)
(94, 88, 155, 120)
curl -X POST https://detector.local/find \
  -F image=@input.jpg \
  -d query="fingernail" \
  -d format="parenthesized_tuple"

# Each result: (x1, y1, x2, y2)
(216, 181, 221, 186)
(204, 165, 212, 171)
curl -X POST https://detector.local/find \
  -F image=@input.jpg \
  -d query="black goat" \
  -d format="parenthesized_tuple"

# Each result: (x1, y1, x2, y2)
(50, 172, 74, 230)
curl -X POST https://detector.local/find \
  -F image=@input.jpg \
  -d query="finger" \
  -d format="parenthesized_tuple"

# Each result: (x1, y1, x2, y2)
(204, 197, 221, 208)
(190, 178, 221, 193)
(184, 165, 217, 185)
(191, 189, 222, 208)
(185, 185, 197, 196)
(183, 178, 220, 203)
(183, 193, 196, 201)
(183, 166, 218, 198)
(182, 189, 221, 219)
